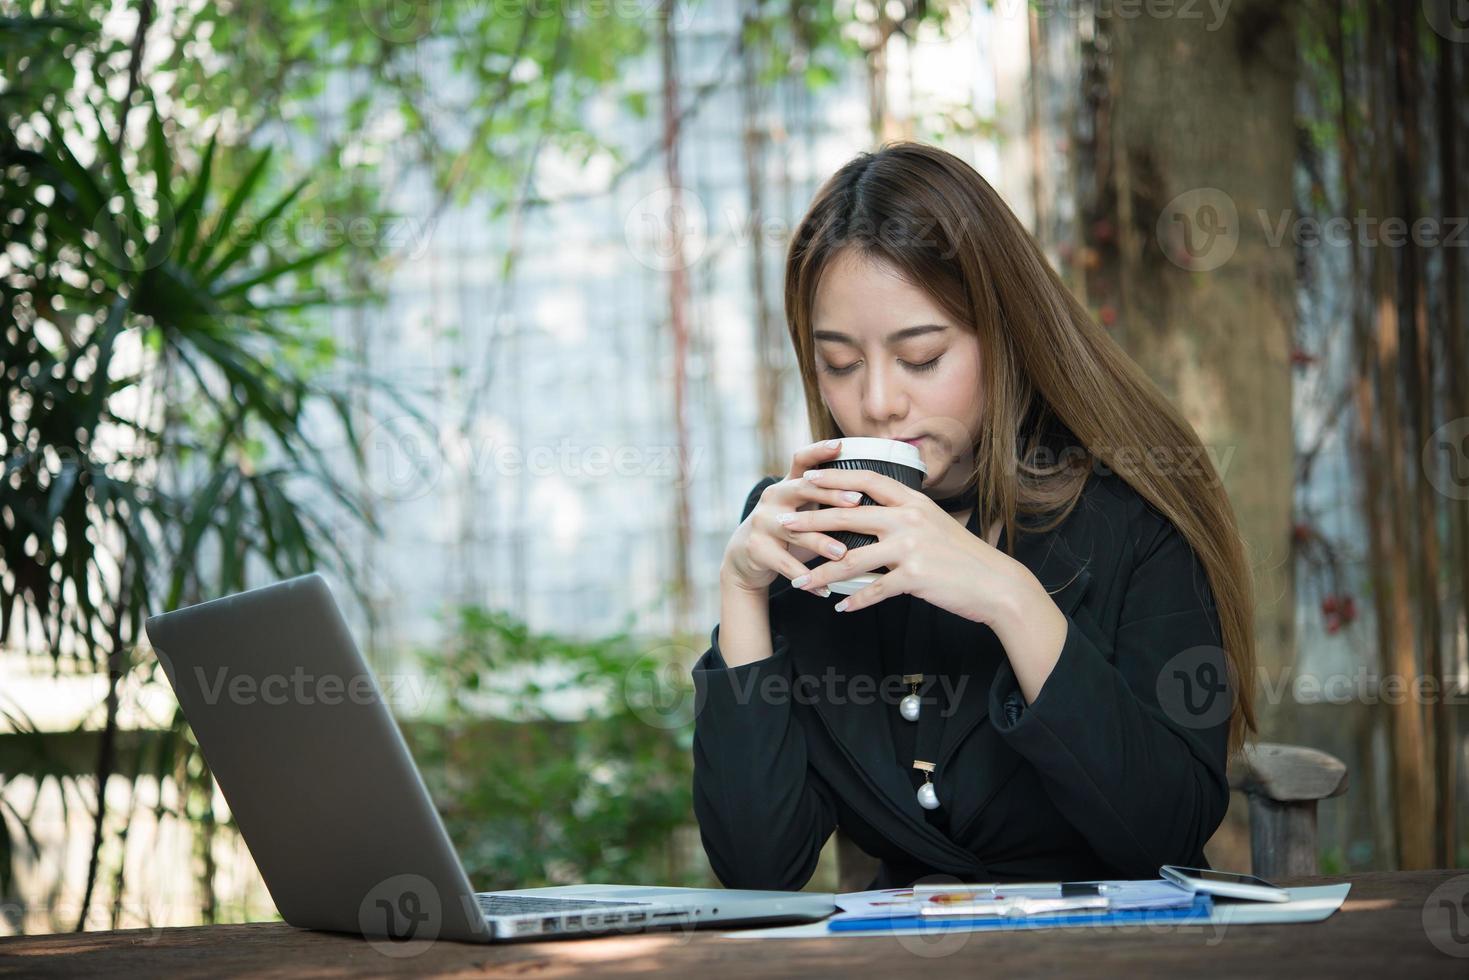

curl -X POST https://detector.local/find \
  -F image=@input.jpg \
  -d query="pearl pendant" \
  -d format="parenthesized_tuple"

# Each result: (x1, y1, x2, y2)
(899, 693, 921, 721)
(916, 781, 940, 810)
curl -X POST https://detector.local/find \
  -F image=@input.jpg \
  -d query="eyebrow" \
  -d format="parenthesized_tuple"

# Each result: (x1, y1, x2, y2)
(812, 324, 950, 346)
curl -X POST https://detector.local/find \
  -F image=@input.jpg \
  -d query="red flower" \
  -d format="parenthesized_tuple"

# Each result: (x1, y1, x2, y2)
(1322, 594, 1339, 614)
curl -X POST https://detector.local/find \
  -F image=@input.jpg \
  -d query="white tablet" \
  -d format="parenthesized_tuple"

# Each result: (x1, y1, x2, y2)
(1160, 865, 1292, 902)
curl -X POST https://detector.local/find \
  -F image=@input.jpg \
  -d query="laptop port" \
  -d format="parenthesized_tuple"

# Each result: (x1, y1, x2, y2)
(626, 912, 646, 923)
(565, 915, 582, 928)
(603, 914, 622, 923)
(541, 917, 558, 931)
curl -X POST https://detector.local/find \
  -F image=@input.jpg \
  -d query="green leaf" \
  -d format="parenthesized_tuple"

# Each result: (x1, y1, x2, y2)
(45, 460, 79, 523)
(87, 95, 141, 236)
(804, 62, 836, 89)
(165, 465, 236, 610)
(199, 175, 311, 283)
(147, 102, 172, 206)
(213, 244, 345, 299)
(174, 131, 219, 264)
(620, 90, 648, 118)
(86, 297, 131, 424)
(191, 145, 273, 274)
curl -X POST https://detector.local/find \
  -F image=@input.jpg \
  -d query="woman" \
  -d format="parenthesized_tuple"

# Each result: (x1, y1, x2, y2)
(691, 142, 1258, 892)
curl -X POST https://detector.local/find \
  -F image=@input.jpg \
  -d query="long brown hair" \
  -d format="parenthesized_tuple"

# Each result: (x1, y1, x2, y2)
(783, 141, 1257, 759)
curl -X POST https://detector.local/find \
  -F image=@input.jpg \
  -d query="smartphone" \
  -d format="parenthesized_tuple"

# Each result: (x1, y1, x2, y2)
(1160, 865, 1291, 903)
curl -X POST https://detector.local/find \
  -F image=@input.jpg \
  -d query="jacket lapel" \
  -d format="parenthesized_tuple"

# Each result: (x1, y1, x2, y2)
(772, 508, 1095, 873)
(772, 586, 977, 870)
(933, 518, 1094, 770)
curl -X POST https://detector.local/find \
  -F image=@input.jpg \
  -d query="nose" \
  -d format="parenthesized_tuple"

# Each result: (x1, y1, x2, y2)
(862, 359, 909, 426)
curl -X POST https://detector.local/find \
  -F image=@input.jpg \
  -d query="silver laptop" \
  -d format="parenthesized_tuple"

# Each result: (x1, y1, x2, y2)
(144, 573, 834, 943)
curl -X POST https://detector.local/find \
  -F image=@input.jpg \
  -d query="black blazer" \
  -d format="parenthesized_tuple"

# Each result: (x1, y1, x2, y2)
(690, 468, 1231, 891)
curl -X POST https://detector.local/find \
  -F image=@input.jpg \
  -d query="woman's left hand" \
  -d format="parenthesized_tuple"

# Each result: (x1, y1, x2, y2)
(782, 467, 1039, 628)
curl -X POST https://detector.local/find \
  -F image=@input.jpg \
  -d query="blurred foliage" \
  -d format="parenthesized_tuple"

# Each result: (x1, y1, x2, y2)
(407, 604, 703, 889)
(1, 0, 654, 245)
(0, 0, 980, 931)
(1, 7, 404, 927)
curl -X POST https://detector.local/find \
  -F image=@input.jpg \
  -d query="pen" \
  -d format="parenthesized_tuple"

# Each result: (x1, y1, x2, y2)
(919, 895, 1111, 917)
(915, 882, 1111, 900)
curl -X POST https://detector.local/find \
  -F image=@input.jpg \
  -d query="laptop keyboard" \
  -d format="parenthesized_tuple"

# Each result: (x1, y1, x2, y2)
(475, 894, 652, 917)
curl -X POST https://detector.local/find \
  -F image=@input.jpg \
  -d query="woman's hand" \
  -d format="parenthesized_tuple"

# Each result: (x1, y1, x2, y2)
(719, 440, 867, 596)
(779, 467, 1039, 627)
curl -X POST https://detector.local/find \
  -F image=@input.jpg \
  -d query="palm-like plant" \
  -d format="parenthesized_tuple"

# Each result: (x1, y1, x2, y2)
(1, 64, 397, 930)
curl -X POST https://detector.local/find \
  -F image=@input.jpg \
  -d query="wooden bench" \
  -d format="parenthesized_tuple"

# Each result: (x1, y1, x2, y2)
(836, 741, 1349, 889)
(1227, 741, 1350, 878)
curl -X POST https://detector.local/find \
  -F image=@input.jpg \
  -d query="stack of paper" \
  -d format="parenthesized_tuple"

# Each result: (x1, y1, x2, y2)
(1055, 879, 1199, 911)
(721, 882, 1352, 939)
(826, 879, 1207, 932)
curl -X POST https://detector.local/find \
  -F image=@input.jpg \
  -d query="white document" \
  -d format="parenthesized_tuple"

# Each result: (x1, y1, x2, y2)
(720, 883, 1352, 939)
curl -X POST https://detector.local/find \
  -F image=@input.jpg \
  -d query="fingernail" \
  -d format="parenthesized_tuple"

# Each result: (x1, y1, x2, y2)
(791, 574, 810, 588)
(817, 587, 832, 598)
(824, 439, 841, 448)
(803, 469, 823, 480)
(777, 512, 797, 525)
(834, 598, 850, 612)
(841, 491, 862, 502)
(824, 541, 845, 558)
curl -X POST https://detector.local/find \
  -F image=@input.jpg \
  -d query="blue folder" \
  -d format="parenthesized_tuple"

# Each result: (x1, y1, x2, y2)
(827, 893, 1214, 932)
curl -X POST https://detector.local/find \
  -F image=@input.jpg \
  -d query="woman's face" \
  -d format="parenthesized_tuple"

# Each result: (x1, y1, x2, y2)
(811, 249, 984, 496)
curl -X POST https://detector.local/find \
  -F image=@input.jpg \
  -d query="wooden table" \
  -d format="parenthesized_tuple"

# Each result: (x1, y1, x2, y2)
(3, 871, 1466, 977)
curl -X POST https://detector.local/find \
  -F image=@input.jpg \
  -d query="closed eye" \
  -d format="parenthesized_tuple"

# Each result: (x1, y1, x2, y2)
(820, 356, 943, 377)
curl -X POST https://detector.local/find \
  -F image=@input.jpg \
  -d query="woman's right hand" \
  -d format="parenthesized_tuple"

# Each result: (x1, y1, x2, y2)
(719, 440, 865, 595)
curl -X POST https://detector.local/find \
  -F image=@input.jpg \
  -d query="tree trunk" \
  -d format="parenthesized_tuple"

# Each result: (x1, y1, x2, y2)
(1335, 0, 1395, 873)
(660, 0, 694, 635)
(738, 18, 783, 479)
(1365, 0, 1433, 870)
(1392, 0, 1445, 870)
(1026, 4, 1050, 242)
(1435, 4, 1466, 872)
(1097, 1, 1298, 741)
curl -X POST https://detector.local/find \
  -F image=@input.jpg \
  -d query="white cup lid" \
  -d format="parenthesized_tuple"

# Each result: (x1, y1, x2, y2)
(827, 573, 880, 595)
(831, 437, 927, 474)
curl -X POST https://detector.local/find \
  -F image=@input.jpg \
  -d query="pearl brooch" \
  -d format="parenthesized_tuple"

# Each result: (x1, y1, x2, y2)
(913, 760, 940, 810)
(900, 673, 923, 722)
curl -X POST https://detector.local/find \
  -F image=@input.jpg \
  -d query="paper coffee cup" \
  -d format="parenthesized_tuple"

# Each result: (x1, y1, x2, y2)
(810, 437, 926, 596)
